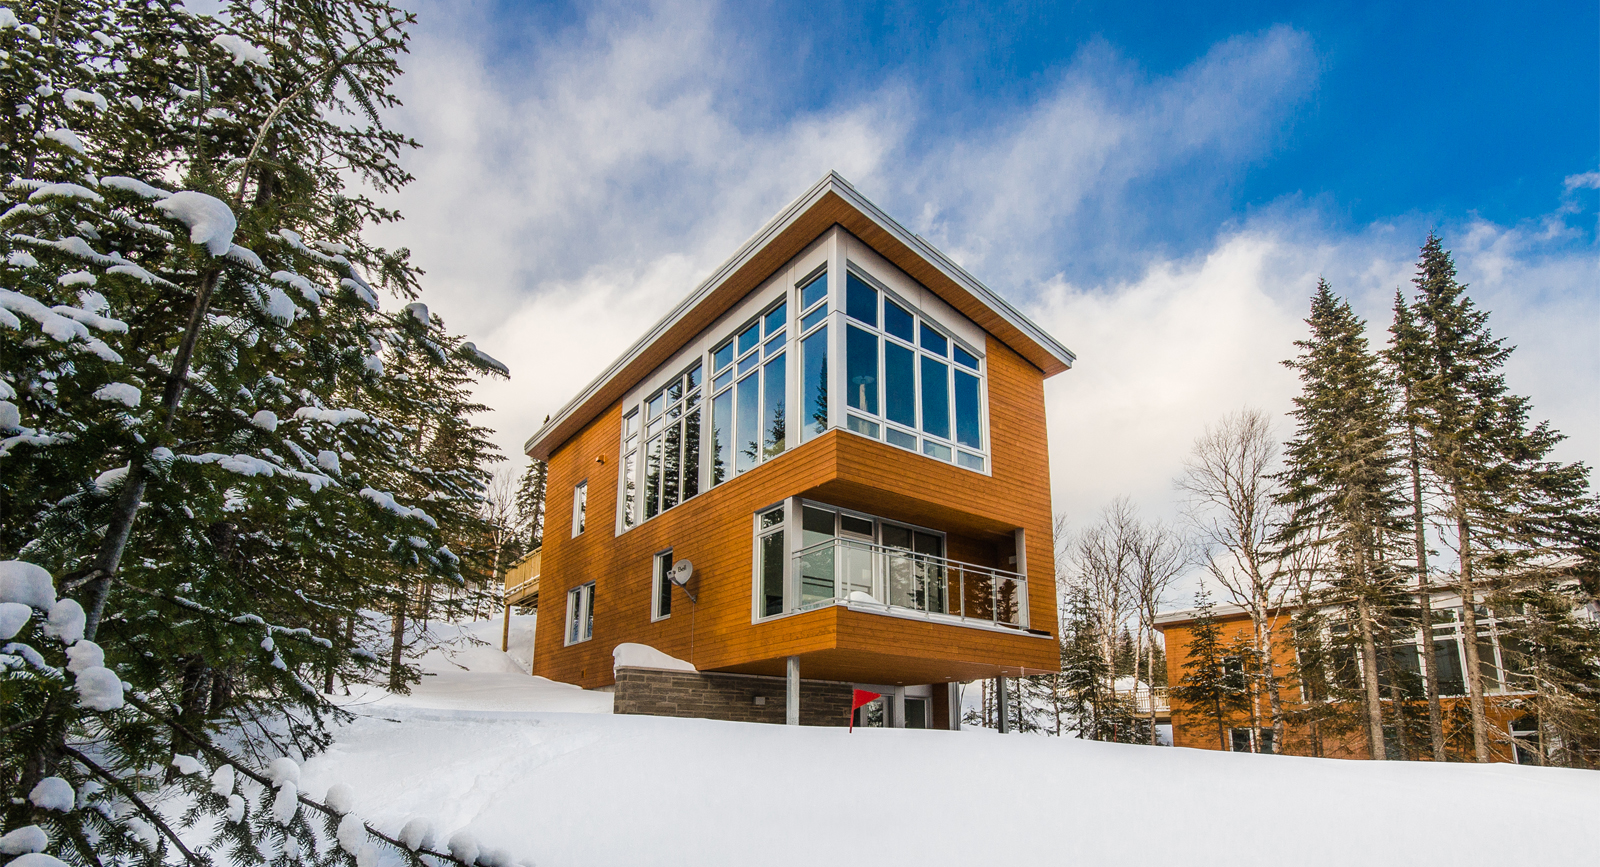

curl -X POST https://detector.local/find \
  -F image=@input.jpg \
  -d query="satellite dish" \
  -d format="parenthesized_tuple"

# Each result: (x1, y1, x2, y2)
(670, 559, 694, 587)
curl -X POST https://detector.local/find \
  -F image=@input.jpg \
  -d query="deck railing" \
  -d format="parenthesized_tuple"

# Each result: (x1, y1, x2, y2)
(791, 538, 1028, 630)
(1115, 686, 1170, 715)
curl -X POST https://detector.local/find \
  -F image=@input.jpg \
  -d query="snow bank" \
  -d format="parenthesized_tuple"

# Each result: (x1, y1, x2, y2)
(154, 191, 236, 255)
(0, 561, 56, 610)
(612, 643, 695, 673)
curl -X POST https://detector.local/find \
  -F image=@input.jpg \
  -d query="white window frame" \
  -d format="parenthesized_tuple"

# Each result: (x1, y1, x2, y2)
(571, 480, 588, 537)
(564, 582, 594, 646)
(652, 549, 673, 621)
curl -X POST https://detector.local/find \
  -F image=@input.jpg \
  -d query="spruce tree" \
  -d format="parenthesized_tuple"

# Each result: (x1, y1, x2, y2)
(1274, 279, 1408, 758)
(1170, 588, 1248, 750)
(1404, 233, 1600, 763)
(2, 2, 509, 864)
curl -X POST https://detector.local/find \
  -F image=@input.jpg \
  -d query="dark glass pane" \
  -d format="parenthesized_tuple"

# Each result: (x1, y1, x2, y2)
(886, 427, 916, 450)
(802, 507, 836, 546)
(881, 524, 912, 550)
(738, 322, 761, 356)
(801, 272, 827, 310)
(884, 341, 915, 427)
(954, 369, 981, 449)
(656, 552, 672, 618)
(920, 356, 950, 438)
(802, 326, 828, 439)
(761, 530, 786, 617)
(884, 298, 914, 342)
(735, 373, 759, 474)
(762, 353, 787, 459)
(710, 389, 732, 486)
(846, 325, 879, 414)
(839, 514, 873, 537)
(682, 409, 700, 499)
(738, 353, 760, 375)
(713, 341, 734, 372)
(800, 304, 827, 333)
(846, 272, 877, 326)
(646, 391, 664, 419)
(913, 531, 942, 557)
(953, 345, 978, 370)
(761, 508, 784, 529)
(662, 419, 681, 510)
(764, 302, 787, 337)
(919, 322, 948, 356)
(1433, 637, 1464, 695)
(686, 363, 702, 391)
(763, 332, 785, 358)
(666, 377, 683, 403)
(644, 434, 663, 519)
(713, 370, 732, 393)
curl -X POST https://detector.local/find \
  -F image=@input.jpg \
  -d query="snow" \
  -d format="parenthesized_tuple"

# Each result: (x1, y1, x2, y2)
(612, 642, 695, 673)
(251, 410, 279, 432)
(171, 754, 204, 776)
(7, 250, 38, 268)
(74, 666, 124, 711)
(0, 400, 18, 431)
(398, 818, 434, 852)
(316, 449, 341, 474)
(211, 34, 272, 69)
(62, 89, 108, 111)
(28, 183, 101, 203)
(0, 602, 30, 640)
(0, 560, 56, 610)
(336, 813, 367, 855)
(28, 778, 73, 812)
(362, 354, 384, 375)
(261, 285, 296, 324)
(271, 782, 299, 824)
(100, 176, 168, 199)
(295, 406, 369, 426)
(296, 616, 1600, 867)
(447, 831, 479, 866)
(226, 794, 246, 823)
(153, 191, 237, 255)
(404, 302, 428, 326)
(325, 782, 356, 815)
(210, 764, 235, 796)
(43, 598, 84, 644)
(226, 243, 265, 271)
(272, 270, 321, 303)
(7, 855, 68, 867)
(267, 756, 301, 788)
(93, 382, 141, 407)
(42, 128, 85, 154)
(65, 640, 102, 673)
(460, 342, 509, 376)
(57, 271, 96, 287)
(359, 488, 438, 528)
(0, 826, 48, 856)
(0, 9, 17, 30)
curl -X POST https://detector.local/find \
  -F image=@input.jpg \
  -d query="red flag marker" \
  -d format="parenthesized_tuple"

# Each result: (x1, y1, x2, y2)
(849, 689, 881, 732)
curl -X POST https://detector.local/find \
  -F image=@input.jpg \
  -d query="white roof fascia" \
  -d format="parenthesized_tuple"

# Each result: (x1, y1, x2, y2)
(524, 171, 1076, 456)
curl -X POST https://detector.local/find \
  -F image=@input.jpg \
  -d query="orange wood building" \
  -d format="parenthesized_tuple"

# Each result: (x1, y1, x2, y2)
(1155, 598, 1542, 762)
(522, 173, 1075, 728)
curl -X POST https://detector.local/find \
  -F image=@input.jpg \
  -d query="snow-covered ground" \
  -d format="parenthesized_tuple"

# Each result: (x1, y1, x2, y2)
(305, 618, 1596, 867)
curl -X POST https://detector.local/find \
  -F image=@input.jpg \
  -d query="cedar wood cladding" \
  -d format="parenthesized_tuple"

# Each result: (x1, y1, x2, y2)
(534, 333, 1059, 690)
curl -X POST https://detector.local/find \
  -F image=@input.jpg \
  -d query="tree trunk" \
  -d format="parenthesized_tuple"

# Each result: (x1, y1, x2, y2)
(1354, 591, 1388, 759)
(1255, 599, 1286, 752)
(1456, 513, 1491, 762)
(388, 594, 408, 692)
(1146, 612, 1158, 746)
(1409, 419, 1447, 761)
(1381, 634, 1411, 760)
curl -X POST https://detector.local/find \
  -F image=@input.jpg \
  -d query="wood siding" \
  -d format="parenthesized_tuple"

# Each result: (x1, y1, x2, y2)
(533, 333, 1058, 690)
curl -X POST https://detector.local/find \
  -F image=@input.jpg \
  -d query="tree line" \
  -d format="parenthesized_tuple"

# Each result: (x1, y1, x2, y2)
(986, 236, 1599, 769)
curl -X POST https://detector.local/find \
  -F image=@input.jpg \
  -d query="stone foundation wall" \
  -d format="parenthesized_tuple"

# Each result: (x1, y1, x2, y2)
(613, 667, 854, 726)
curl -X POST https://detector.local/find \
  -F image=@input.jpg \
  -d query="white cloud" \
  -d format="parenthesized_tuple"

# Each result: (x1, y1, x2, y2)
(370, 0, 1596, 549)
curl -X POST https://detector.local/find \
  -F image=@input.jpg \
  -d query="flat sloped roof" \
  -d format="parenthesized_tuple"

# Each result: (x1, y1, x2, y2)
(524, 171, 1076, 459)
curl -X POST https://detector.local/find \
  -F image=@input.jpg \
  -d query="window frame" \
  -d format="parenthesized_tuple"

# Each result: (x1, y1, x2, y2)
(571, 480, 588, 537)
(652, 549, 674, 621)
(564, 582, 595, 646)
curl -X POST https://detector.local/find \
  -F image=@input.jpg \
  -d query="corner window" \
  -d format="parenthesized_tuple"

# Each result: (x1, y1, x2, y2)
(710, 299, 786, 485)
(840, 267, 988, 473)
(565, 582, 594, 645)
(652, 550, 673, 620)
(571, 480, 588, 536)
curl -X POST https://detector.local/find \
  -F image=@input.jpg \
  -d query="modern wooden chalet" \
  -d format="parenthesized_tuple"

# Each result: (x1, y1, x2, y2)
(523, 172, 1075, 728)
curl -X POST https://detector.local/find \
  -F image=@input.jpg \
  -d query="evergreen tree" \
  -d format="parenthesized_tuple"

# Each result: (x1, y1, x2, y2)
(2, 2, 507, 864)
(1058, 587, 1113, 739)
(1274, 279, 1409, 759)
(1170, 588, 1249, 750)
(1403, 233, 1600, 762)
(515, 458, 548, 551)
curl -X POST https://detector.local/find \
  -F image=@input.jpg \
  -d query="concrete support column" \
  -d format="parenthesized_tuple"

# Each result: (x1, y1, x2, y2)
(892, 685, 907, 729)
(997, 676, 1011, 733)
(786, 655, 800, 726)
(949, 683, 962, 731)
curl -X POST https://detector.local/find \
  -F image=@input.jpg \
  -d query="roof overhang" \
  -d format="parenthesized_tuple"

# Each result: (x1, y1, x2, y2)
(524, 171, 1076, 459)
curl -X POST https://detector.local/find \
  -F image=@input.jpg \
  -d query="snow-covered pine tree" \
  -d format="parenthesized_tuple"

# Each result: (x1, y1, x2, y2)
(1273, 279, 1409, 759)
(2, 2, 512, 864)
(1169, 588, 1248, 751)
(1402, 234, 1600, 765)
(513, 459, 546, 552)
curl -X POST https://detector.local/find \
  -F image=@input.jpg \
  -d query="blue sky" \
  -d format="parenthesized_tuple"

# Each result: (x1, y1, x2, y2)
(370, 0, 1597, 536)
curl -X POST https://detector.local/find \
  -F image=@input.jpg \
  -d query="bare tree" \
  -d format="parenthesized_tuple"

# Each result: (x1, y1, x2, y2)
(1128, 521, 1186, 745)
(1073, 498, 1141, 690)
(1178, 409, 1296, 752)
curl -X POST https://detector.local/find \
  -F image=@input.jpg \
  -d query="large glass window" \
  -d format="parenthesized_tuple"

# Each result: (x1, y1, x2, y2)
(636, 364, 701, 521)
(799, 272, 829, 441)
(838, 268, 988, 471)
(757, 507, 786, 618)
(714, 299, 787, 482)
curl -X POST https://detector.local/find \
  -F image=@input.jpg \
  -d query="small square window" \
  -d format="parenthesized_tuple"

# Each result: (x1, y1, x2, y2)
(846, 414, 880, 438)
(953, 345, 979, 370)
(884, 299, 915, 343)
(886, 427, 917, 451)
(922, 441, 952, 461)
(800, 272, 827, 310)
(713, 341, 734, 372)
(919, 322, 948, 356)
(800, 304, 827, 333)
(956, 451, 985, 471)
(738, 322, 761, 356)
(763, 301, 787, 337)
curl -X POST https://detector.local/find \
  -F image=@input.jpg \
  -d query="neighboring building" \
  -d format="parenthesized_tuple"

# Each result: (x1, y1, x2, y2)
(1155, 592, 1543, 762)
(523, 172, 1075, 728)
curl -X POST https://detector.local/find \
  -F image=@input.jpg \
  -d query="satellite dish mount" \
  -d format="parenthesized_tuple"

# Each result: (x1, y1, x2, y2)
(670, 559, 697, 603)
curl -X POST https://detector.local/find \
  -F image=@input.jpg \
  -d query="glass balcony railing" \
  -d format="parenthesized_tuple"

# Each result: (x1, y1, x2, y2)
(791, 538, 1028, 630)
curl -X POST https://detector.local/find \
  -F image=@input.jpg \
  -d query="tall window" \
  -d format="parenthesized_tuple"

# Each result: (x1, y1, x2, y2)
(571, 481, 588, 536)
(710, 300, 787, 482)
(842, 269, 987, 470)
(652, 550, 673, 620)
(755, 506, 786, 618)
(797, 270, 828, 442)
(620, 411, 639, 528)
(640, 364, 703, 521)
(565, 582, 594, 645)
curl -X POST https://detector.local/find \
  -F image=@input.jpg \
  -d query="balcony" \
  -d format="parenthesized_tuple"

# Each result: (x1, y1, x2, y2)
(503, 548, 541, 608)
(791, 538, 1029, 630)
